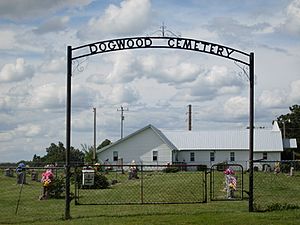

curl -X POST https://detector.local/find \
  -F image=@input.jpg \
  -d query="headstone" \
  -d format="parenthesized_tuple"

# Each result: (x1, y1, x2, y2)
(289, 167, 294, 176)
(4, 168, 13, 177)
(17, 172, 26, 184)
(31, 171, 38, 181)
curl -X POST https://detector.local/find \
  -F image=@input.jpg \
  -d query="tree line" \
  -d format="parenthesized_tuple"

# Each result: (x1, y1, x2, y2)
(26, 139, 111, 167)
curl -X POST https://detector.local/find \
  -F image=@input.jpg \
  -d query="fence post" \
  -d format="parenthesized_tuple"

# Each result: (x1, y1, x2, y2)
(204, 169, 207, 203)
(140, 165, 144, 204)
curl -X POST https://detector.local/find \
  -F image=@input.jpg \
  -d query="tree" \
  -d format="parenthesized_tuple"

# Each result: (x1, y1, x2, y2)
(277, 104, 300, 159)
(32, 154, 44, 167)
(81, 144, 98, 165)
(33, 142, 84, 166)
(45, 142, 65, 163)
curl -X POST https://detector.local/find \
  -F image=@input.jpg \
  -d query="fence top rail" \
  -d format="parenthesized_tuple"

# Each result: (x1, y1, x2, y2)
(78, 164, 206, 167)
(0, 166, 66, 170)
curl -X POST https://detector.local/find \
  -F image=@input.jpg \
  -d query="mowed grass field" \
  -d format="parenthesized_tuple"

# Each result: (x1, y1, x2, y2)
(77, 170, 205, 204)
(1, 168, 300, 225)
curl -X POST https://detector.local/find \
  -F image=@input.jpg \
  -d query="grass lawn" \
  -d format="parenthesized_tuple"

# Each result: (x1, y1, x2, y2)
(77, 171, 205, 204)
(1, 168, 300, 225)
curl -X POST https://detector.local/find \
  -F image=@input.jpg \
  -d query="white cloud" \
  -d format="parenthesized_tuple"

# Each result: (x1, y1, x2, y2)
(78, 0, 151, 38)
(288, 79, 300, 102)
(40, 57, 65, 73)
(14, 123, 41, 137)
(104, 52, 139, 83)
(30, 83, 65, 109)
(108, 84, 140, 104)
(0, 82, 32, 112)
(33, 16, 70, 34)
(186, 66, 246, 101)
(0, 58, 34, 82)
(0, 0, 92, 21)
(141, 54, 201, 84)
(92, 52, 201, 85)
(73, 110, 94, 132)
(0, 29, 16, 50)
(224, 96, 248, 119)
(258, 89, 287, 108)
(0, 25, 46, 53)
(208, 17, 271, 46)
(257, 79, 300, 109)
(0, 132, 14, 142)
(279, 0, 300, 36)
(72, 84, 96, 109)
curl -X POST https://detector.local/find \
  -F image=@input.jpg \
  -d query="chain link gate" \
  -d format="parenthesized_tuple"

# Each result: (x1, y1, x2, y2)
(210, 164, 244, 201)
(74, 164, 207, 205)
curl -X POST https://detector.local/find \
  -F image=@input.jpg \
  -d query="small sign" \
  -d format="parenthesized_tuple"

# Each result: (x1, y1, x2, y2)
(82, 169, 95, 186)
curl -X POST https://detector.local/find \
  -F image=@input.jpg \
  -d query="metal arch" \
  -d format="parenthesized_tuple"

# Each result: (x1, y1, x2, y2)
(65, 37, 255, 219)
(71, 36, 250, 66)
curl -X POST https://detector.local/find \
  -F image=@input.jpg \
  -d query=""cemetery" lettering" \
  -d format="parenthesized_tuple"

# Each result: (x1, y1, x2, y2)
(167, 38, 234, 58)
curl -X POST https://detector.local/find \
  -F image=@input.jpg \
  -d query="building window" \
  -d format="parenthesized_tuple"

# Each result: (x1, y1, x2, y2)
(230, 152, 235, 162)
(113, 151, 118, 161)
(190, 152, 195, 162)
(210, 152, 215, 162)
(153, 151, 158, 161)
(263, 152, 268, 160)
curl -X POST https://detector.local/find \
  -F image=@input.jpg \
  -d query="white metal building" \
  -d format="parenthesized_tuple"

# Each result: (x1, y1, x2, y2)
(97, 121, 294, 170)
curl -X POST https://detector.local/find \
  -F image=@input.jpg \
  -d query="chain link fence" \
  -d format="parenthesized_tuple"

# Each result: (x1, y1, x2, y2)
(0, 166, 66, 223)
(74, 164, 207, 205)
(210, 164, 244, 201)
(1, 160, 300, 223)
(253, 160, 300, 211)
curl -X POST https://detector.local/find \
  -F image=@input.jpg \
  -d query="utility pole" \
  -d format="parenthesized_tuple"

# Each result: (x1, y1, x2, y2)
(117, 106, 128, 139)
(187, 104, 192, 131)
(93, 107, 96, 165)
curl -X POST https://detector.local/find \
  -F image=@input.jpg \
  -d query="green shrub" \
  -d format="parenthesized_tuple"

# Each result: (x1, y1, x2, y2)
(93, 172, 110, 189)
(216, 162, 227, 171)
(197, 165, 207, 171)
(80, 172, 110, 189)
(163, 166, 180, 173)
(49, 175, 65, 199)
(280, 163, 291, 173)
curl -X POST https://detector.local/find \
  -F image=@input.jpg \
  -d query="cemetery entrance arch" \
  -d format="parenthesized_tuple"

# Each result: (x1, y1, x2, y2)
(65, 36, 254, 218)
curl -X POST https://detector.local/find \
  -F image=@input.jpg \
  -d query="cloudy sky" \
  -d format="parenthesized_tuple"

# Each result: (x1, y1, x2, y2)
(0, 0, 299, 162)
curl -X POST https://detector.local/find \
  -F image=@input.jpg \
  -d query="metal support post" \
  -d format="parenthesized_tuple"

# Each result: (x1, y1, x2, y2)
(249, 52, 254, 212)
(65, 46, 72, 220)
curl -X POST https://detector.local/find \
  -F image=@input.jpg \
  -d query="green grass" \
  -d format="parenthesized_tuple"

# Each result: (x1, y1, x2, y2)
(1, 169, 300, 225)
(78, 171, 205, 204)
(253, 171, 300, 211)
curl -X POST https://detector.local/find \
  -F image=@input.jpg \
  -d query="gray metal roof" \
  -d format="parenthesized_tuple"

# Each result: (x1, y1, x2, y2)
(162, 129, 283, 152)
(98, 123, 284, 154)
